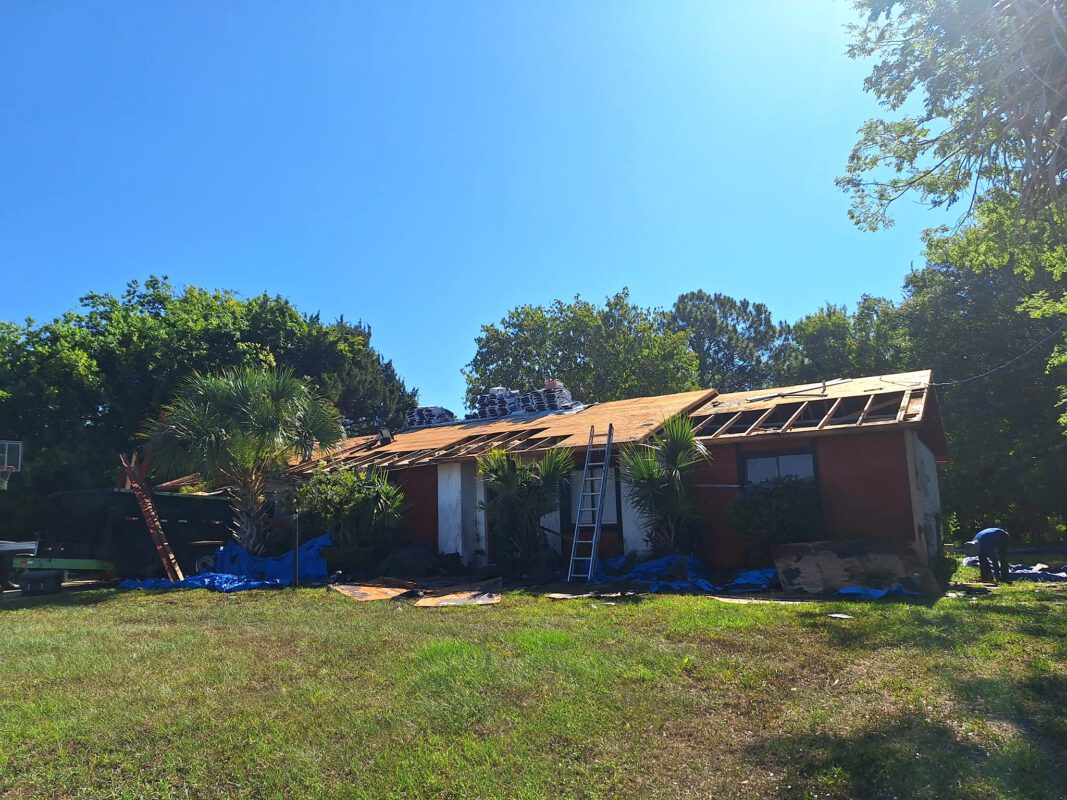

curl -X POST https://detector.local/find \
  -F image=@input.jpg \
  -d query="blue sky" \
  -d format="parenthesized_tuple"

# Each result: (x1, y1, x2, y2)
(1, 1, 943, 410)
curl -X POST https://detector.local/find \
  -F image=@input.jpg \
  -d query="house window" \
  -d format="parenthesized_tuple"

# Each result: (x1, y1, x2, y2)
(743, 452, 815, 485)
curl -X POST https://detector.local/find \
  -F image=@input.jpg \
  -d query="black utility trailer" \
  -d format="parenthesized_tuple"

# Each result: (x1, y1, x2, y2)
(12, 488, 232, 592)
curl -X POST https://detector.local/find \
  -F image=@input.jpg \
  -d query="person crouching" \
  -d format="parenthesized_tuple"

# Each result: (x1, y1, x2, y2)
(966, 527, 1011, 583)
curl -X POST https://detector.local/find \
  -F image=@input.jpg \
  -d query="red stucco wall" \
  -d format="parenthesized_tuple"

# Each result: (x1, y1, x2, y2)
(393, 465, 438, 551)
(695, 431, 915, 570)
(815, 432, 913, 546)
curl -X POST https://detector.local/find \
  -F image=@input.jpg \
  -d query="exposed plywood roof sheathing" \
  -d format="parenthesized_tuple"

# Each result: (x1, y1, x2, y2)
(690, 371, 936, 442)
(288, 388, 716, 476)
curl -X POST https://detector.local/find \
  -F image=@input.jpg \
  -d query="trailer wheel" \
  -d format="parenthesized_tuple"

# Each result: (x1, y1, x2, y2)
(192, 552, 216, 575)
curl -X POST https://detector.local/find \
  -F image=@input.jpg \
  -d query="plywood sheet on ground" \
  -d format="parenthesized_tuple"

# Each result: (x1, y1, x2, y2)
(414, 578, 502, 607)
(773, 540, 940, 596)
(330, 579, 415, 602)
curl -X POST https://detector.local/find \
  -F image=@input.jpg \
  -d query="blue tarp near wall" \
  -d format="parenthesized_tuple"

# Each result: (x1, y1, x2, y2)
(592, 555, 781, 594)
(961, 556, 1067, 582)
(119, 533, 333, 592)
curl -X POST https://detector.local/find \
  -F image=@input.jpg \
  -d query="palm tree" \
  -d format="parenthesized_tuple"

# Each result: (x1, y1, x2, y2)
(144, 367, 345, 553)
(619, 414, 709, 556)
(477, 447, 573, 568)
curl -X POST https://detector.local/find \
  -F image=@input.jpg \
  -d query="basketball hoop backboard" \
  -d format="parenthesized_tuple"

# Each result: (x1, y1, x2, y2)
(0, 441, 22, 490)
(0, 441, 22, 472)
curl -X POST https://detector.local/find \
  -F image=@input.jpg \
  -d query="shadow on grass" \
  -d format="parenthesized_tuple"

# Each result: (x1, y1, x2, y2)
(0, 586, 122, 612)
(748, 710, 1065, 800)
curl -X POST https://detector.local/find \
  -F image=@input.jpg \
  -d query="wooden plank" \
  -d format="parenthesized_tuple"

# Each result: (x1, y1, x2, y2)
(709, 411, 743, 439)
(330, 582, 414, 602)
(690, 414, 719, 435)
(895, 389, 913, 423)
(414, 578, 503, 607)
(745, 405, 779, 435)
(854, 394, 876, 426)
(816, 397, 843, 430)
(780, 401, 809, 433)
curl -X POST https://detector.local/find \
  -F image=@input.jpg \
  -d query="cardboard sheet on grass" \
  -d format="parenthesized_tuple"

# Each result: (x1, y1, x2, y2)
(773, 540, 939, 598)
(414, 578, 502, 607)
(330, 578, 415, 602)
(119, 534, 332, 592)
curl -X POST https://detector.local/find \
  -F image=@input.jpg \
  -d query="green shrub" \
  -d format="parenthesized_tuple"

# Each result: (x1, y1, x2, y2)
(729, 477, 824, 564)
(293, 467, 407, 572)
(618, 415, 709, 556)
(477, 448, 573, 570)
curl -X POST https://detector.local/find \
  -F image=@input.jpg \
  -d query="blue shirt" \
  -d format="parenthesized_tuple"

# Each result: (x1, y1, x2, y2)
(974, 528, 1007, 550)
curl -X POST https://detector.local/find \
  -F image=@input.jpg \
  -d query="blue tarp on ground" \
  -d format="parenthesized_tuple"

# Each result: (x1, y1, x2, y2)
(835, 585, 920, 600)
(592, 556, 781, 594)
(594, 554, 719, 593)
(961, 557, 1067, 582)
(724, 568, 778, 593)
(118, 534, 333, 592)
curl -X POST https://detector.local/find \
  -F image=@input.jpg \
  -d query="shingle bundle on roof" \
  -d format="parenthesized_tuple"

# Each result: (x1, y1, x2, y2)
(406, 406, 456, 428)
(473, 387, 522, 419)
(519, 386, 575, 413)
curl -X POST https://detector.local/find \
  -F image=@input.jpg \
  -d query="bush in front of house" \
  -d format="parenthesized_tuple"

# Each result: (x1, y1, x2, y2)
(619, 415, 709, 557)
(729, 477, 824, 565)
(293, 467, 407, 573)
(477, 448, 574, 574)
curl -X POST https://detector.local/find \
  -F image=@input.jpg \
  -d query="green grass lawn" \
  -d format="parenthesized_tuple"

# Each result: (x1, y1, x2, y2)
(2, 564, 1065, 800)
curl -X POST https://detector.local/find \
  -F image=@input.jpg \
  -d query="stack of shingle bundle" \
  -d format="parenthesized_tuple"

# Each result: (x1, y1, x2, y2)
(406, 406, 456, 428)
(474, 387, 522, 418)
(519, 381, 575, 413)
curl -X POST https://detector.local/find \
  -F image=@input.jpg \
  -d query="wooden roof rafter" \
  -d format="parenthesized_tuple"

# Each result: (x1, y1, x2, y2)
(780, 401, 810, 433)
(710, 411, 744, 438)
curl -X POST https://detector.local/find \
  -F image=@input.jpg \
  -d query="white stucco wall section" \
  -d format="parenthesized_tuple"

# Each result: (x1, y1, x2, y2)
(460, 461, 487, 565)
(437, 462, 488, 565)
(620, 484, 651, 556)
(437, 463, 464, 556)
(904, 430, 943, 562)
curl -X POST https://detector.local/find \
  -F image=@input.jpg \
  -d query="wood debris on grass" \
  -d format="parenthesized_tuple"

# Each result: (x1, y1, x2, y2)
(330, 579, 415, 602)
(413, 578, 502, 607)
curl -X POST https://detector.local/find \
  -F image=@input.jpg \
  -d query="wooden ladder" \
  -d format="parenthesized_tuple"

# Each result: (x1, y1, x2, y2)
(567, 424, 614, 582)
(119, 454, 184, 581)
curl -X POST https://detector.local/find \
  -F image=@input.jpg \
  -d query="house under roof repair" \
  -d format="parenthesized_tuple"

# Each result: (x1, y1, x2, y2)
(287, 370, 948, 570)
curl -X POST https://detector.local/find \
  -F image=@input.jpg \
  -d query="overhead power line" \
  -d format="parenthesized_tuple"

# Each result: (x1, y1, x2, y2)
(932, 321, 1067, 389)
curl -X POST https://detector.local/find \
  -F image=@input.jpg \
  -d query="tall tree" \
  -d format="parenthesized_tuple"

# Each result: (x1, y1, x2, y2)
(668, 292, 788, 392)
(464, 290, 700, 406)
(0, 277, 415, 537)
(145, 367, 345, 554)
(841, 0, 1067, 426)
(840, 0, 1067, 229)
(898, 259, 1067, 540)
(771, 295, 908, 384)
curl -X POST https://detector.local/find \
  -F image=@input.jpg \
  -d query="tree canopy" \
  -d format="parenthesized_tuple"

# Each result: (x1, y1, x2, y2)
(840, 0, 1067, 229)
(0, 277, 415, 537)
(145, 367, 346, 553)
(464, 290, 700, 406)
(668, 291, 789, 392)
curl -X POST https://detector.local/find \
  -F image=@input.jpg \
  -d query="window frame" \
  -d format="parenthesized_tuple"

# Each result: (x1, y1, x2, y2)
(738, 448, 819, 488)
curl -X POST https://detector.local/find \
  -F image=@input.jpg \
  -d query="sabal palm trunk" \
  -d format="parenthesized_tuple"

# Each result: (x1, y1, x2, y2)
(229, 472, 268, 554)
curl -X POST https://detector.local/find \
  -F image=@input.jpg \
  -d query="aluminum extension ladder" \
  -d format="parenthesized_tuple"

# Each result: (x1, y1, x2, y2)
(567, 424, 614, 582)
(119, 454, 184, 582)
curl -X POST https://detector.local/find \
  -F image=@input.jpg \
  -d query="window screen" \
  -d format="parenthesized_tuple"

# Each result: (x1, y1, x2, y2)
(778, 454, 815, 481)
(744, 452, 815, 485)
